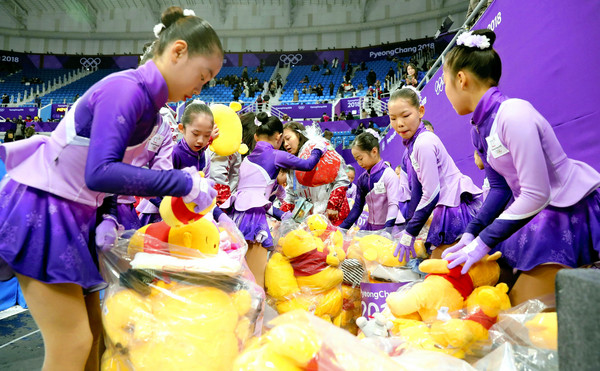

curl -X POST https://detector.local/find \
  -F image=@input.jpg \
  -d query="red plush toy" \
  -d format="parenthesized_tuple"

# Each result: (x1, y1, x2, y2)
(295, 141, 341, 187)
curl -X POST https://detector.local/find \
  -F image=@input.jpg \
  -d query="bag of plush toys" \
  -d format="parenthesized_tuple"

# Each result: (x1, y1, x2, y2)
(99, 194, 264, 371)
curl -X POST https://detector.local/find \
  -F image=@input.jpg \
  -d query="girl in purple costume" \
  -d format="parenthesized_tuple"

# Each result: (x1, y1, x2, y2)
(441, 29, 600, 304)
(390, 87, 483, 263)
(339, 130, 403, 231)
(0, 7, 221, 370)
(222, 112, 325, 287)
(110, 106, 176, 229)
(133, 105, 178, 226)
(169, 101, 234, 227)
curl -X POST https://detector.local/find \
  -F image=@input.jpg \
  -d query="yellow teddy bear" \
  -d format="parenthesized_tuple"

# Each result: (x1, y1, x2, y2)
(265, 226, 346, 322)
(391, 281, 511, 359)
(102, 284, 255, 371)
(128, 181, 220, 258)
(209, 102, 248, 156)
(386, 252, 503, 322)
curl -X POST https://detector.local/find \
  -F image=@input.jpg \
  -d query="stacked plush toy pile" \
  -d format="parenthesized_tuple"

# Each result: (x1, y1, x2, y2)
(264, 215, 347, 325)
(100, 193, 263, 371)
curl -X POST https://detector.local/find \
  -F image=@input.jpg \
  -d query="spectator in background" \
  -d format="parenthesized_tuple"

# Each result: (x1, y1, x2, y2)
(256, 95, 264, 112)
(241, 66, 248, 80)
(33, 116, 40, 122)
(466, 0, 493, 28)
(339, 111, 347, 120)
(24, 125, 35, 138)
(300, 75, 309, 84)
(423, 120, 434, 133)
(293, 88, 299, 102)
(352, 122, 365, 135)
(25, 115, 32, 122)
(315, 84, 324, 97)
(360, 109, 368, 119)
(346, 111, 355, 120)
(386, 67, 395, 80)
(322, 67, 332, 76)
(323, 129, 334, 142)
(282, 114, 290, 122)
(311, 64, 320, 72)
(302, 85, 307, 94)
(263, 93, 270, 109)
(321, 112, 330, 122)
(357, 82, 364, 91)
(367, 69, 377, 86)
(322, 59, 329, 69)
(404, 63, 419, 87)
(34, 94, 41, 108)
(332, 57, 339, 69)
(3, 129, 15, 143)
(360, 61, 367, 71)
(329, 82, 335, 96)
(369, 107, 378, 118)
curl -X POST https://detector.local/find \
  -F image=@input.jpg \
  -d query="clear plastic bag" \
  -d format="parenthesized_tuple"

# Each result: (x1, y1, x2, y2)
(233, 310, 402, 371)
(99, 222, 264, 371)
(264, 214, 352, 326)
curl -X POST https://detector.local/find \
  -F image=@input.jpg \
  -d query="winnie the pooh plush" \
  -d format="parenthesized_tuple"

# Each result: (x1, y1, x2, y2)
(102, 283, 256, 371)
(128, 181, 220, 258)
(208, 102, 248, 156)
(390, 281, 511, 359)
(386, 252, 503, 322)
(265, 225, 346, 322)
(233, 310, 399, 371)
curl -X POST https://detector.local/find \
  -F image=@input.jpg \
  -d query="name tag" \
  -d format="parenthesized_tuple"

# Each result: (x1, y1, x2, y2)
(486, 133, 509, 159)
(374, 181, 386, 194)
(147, 134, 164, 153)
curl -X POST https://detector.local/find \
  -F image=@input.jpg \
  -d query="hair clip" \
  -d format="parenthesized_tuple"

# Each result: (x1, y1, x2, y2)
(366, 128, 381, 141)
(183, 9, 196, 17)
(153, 23, 165, 38)
(254, 117, 262, 127)
(456, 31, 491, 50)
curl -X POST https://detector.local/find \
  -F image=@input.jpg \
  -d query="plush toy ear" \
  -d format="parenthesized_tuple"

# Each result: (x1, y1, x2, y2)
(229, 101, 242, 112)
(484, 251, 502, 262)
(418, 259, 450, 274)
(238, 143, 249, 155)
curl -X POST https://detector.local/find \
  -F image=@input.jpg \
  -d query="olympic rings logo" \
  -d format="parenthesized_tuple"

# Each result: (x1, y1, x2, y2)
(279, 54, 302, 64)
(80, 58, 101, 68)
(434, 76, 444, 95)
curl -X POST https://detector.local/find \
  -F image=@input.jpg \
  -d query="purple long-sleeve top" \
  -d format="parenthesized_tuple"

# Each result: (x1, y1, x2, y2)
(339, 160, 401, 229)
(467, 87, 600, 247)
(224, 141, 322, 213)
(402, 124, 482, 236)
(0, 60, 191, 207)
(172, 139, 210, 175)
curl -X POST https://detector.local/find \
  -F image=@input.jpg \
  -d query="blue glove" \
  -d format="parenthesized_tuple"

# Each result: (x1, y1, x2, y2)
(181, 167, 217, 213)
(393, 230, 416, 263)
(95, 216, 119, 252)
(444, 236, 491, 275)
(441, 233, 475, 259)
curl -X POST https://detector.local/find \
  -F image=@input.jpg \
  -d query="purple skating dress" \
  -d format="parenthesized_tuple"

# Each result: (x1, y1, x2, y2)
(403, 124, 483, 249)
(468, 87, 600, 271)
(222, 141, 322, 249)
(0, 61, 192, 290)
(339, 160, 403, 231)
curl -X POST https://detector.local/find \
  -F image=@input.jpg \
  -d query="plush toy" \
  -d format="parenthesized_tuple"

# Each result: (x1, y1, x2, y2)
(233, 310, 399, 371)
(209, 102, 248, 156)
(295, 139, 341, 187)
(265, 225, 346, 322)
(356, 312, 393, 338)
(390, 282, 511, 359)
(346, 233, 425, 283)
(386, 253, 503, 322)
(524, 312, 558, 350)
(128, 181, 220, 258)
(102, 284, 255, 370)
